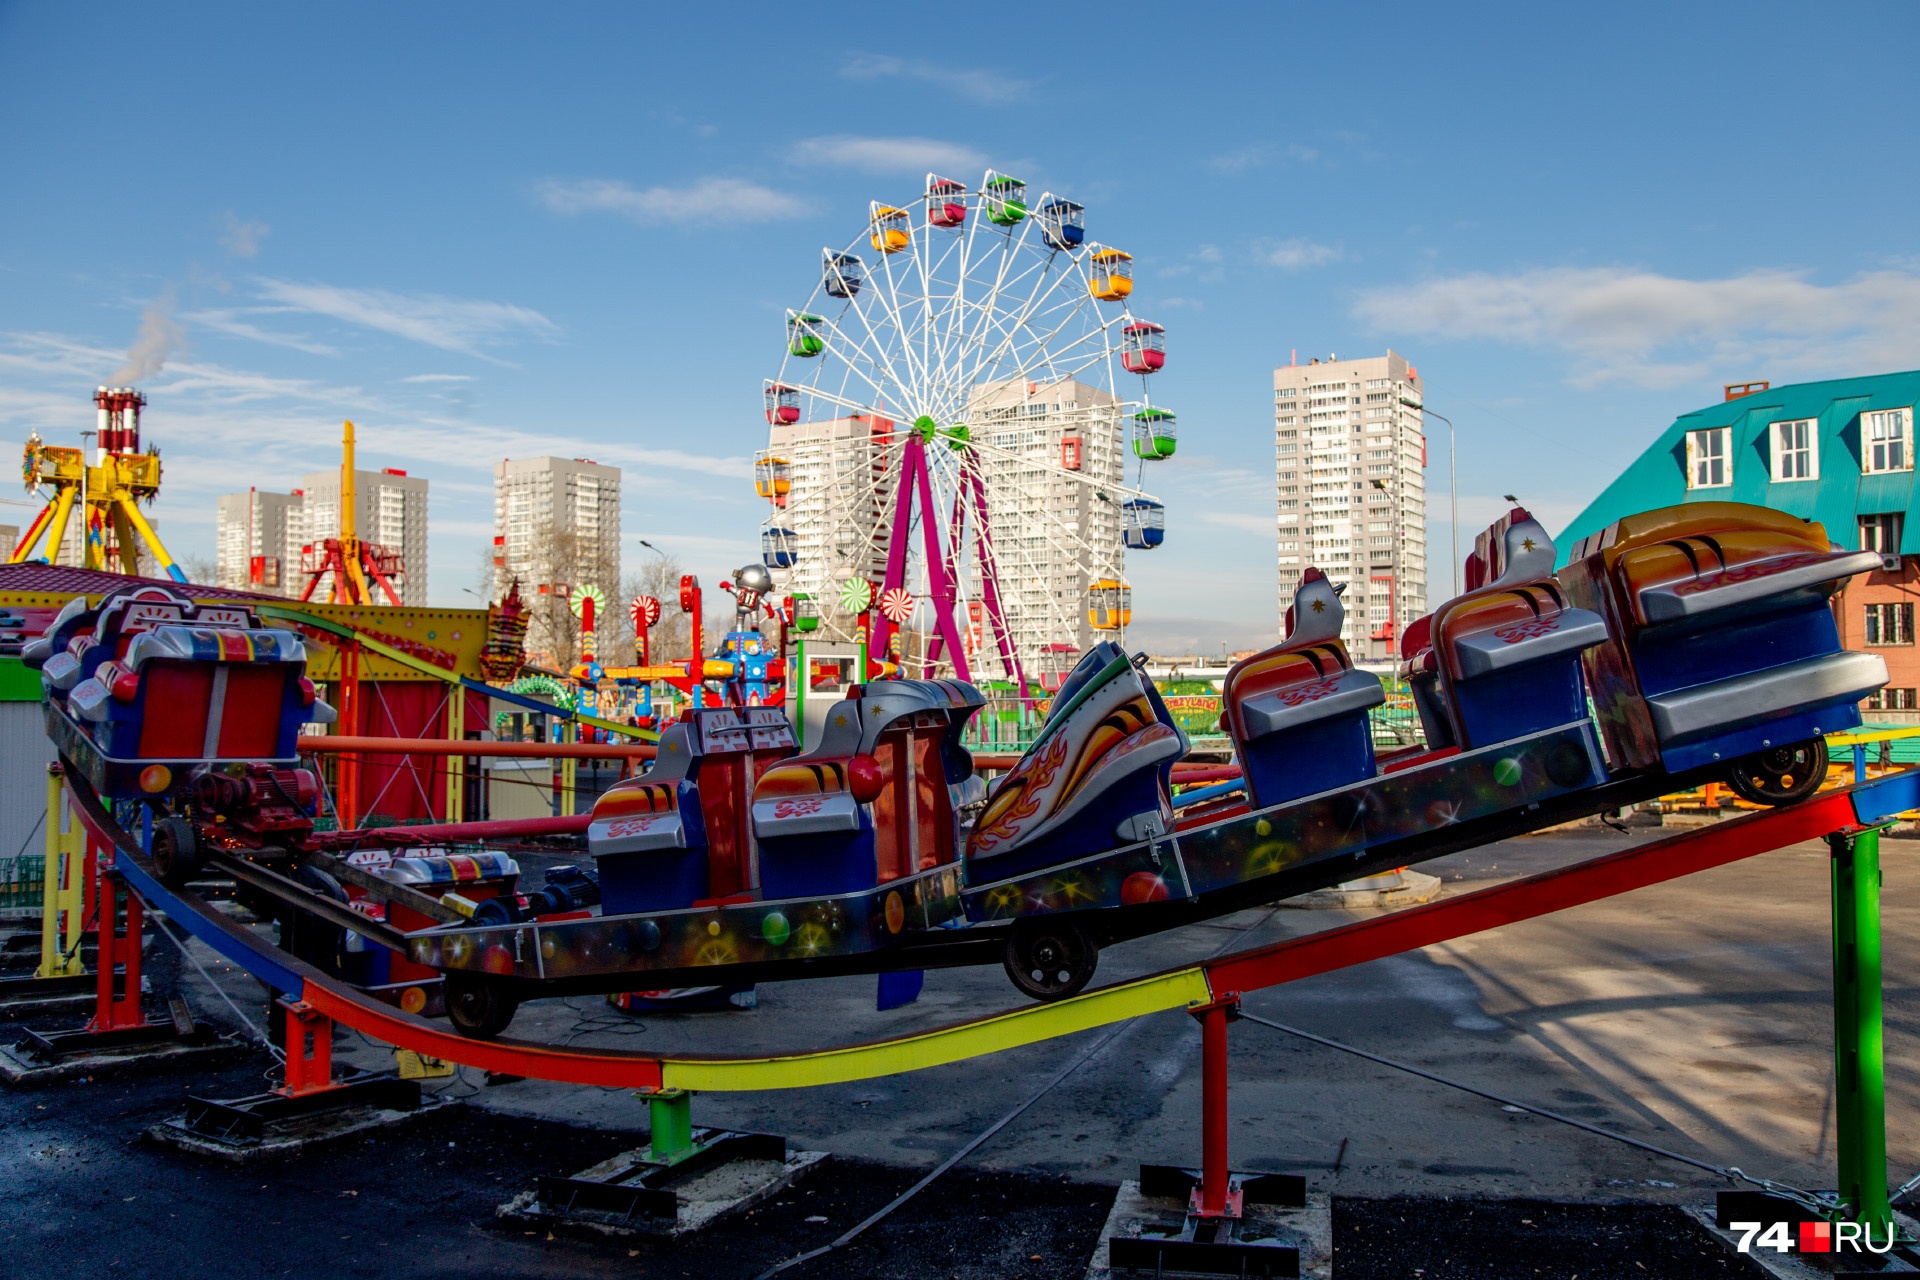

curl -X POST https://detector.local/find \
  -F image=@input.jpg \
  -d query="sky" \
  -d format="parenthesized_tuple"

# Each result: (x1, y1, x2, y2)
(2, 2, 1916, 652)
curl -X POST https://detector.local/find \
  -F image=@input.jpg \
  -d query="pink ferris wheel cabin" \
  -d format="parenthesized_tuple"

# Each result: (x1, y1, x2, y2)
(926, 174, 967, 228)
(1121, 321, 1166, 374)
(764, 383, 800, 425)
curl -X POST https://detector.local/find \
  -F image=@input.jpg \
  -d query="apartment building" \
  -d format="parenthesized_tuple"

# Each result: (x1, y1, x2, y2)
(1274, 351, 1428, 660)
(493, 456, 622, 594)
(215, 469, 429, 604)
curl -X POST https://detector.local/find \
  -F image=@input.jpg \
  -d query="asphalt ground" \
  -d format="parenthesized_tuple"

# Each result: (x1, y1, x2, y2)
(1, 823, 1914, 1277)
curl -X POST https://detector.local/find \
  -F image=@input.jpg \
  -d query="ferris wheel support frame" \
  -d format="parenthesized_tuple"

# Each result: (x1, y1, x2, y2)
(872, 433, 972, 685)
(922, 460, 1029, 699)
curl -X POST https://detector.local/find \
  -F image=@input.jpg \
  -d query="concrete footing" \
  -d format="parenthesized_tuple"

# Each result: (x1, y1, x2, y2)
(1281, 869, 1444, 911)
(1088, 1179, 1332, 1279)
(146, 1085, 452, 1162)
(499, 1144, 829, 1239)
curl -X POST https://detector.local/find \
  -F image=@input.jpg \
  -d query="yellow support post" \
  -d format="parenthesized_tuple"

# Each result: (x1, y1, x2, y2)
(38, 485, 78, 568)
(445, 691, 465, 824)
(37, 765, 86, 979)
(560, 719, 578, 818)
(115, 494, 186, 583)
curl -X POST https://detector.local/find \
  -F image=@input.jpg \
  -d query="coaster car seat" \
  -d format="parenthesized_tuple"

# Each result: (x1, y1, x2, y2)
(753, 679, 984, 900)
(1398, 508, 1610, 751)
(1220, 569, 1384, 808)
(964, 642, 1186, 883)
(1558, 501, 1885, 773)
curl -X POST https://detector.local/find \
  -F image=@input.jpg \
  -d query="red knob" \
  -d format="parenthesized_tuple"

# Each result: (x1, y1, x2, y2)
(846, 754, 885, 804)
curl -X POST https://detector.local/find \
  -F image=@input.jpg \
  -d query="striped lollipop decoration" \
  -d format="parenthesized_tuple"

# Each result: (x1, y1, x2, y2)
(839, 578, 874, 613)
(878, 587, 915, 624)
(630, 595, 661, 629)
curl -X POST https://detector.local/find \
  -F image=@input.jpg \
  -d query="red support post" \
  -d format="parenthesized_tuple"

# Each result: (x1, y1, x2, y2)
(90, 872, 146, 1032)
(278, 1000, 338, 1097)
(1190, 992, 1242, 1219)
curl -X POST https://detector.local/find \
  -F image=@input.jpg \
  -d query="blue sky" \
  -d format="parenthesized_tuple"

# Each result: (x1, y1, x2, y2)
(3, 2, 1916, 650)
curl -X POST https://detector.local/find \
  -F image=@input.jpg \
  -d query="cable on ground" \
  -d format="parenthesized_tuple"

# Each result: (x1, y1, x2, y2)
(149, 913, 285, 1061)
(1237, 1010, 1836, 1218)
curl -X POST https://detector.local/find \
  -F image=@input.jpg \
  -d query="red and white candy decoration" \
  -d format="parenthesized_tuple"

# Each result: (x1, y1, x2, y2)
(878, 587, 915, 624)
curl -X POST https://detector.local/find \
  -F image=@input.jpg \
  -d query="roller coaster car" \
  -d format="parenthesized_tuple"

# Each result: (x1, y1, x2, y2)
(1221, 569, 1384, 808)
(589, 706, 799, 914)
(965, 642, 1186, 882)
(1395, 508, 1611, 755)
(22, 584, 333, 810)
(1560, 501, 1886, 803)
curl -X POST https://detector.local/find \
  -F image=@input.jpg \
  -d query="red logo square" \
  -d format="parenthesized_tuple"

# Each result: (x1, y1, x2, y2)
(1799, 1221, 1831, 1253)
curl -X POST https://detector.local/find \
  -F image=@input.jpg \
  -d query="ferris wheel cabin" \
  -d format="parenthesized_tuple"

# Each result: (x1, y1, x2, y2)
(1088, 579, 1132, 631)
(1089, 247, 1134, 301)
(982, 170, 1027, 225)
(764, 383, 800, 425)
(789, 592, 821, 634)
(1121, 321, 1166, 375)
(1131, 407, 1177, 460)
(823, 251, 864, 298)
(1038, 196, 1085, 250)
(1122, 499, 1166, 550)
(787, 312, 825, 358)
(870, 204, 911, 254)
(754, 451, 792, 506)
(926, 175, 968, 228)
(761, 520, 800, 569)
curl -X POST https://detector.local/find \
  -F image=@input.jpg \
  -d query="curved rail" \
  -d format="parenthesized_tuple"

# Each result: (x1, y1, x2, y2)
(73, 765, 1918, 1093)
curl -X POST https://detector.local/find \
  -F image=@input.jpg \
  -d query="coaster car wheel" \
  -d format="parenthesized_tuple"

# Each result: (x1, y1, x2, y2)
(278, 864, 350, 976)
(150, 816, 202, 886)
(1726, 738, 1829, 807)
(1003, 918, 1099, 1002)
(444, 971, 519, 1040)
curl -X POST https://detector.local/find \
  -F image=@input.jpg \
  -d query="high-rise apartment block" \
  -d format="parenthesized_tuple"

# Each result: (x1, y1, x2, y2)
(769, 377, 1124, 668)
(213, 469, 429, 604)
(1274, 351, 1427, 661)
(493, 457, 622, 594)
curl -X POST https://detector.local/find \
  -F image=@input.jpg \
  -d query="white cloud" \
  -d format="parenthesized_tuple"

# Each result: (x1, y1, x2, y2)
(1355, 266, 1920, 389)
(839, 53, 1028, 104)
(1196, 511, 1274, 533)
(185, 308, 337, 356)
(219, 213, 269, 258)
(791, 135, 986, 175)
(1206, 142, 1319, 175)
(1258, 239, 1342, 270)
(401, 373, 473, 384)
(536, 177, 809, 225)
(253, 278, 561, 356)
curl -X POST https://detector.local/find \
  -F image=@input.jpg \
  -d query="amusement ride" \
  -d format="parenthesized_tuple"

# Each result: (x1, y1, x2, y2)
(755, 171, 1176, 694)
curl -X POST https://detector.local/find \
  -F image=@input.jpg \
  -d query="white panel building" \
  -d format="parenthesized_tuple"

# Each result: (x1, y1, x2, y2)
(1274, 351, 1427, 661)
(492, 456, 622, 593)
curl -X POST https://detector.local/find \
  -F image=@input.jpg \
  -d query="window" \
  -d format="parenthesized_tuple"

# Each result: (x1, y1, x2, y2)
(1868, 688, 1918, 711)
(1861, 514, 1903, 566)
(1865, 408, 1913, 474)
(1687, 427, 1730, 488)
(1771, 419, 1817, 481)
(1864, 601, 1914, 646)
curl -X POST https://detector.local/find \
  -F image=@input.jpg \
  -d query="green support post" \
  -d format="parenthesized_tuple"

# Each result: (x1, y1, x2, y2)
(1828, 828, 1891, 1234)
(794, 634, 806, 747)
(646, 1088, 695, 1163)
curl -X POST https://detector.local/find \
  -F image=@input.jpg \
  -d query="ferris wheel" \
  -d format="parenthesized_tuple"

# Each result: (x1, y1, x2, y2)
(754, 170, 1177, 693)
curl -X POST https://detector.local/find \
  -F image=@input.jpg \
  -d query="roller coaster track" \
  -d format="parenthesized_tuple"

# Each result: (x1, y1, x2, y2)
(254, 603, 655, 742)
(70, 763, 1920, 1094)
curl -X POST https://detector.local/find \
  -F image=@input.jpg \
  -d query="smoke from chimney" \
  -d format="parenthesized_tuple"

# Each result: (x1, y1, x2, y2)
(109, 293, 184, 383)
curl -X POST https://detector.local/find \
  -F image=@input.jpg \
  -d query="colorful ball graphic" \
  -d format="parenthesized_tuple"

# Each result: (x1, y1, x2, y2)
(761, 911, 791, 946)
(1255, 819, 1272, 837)
(884, 891, 905, 934)
(138, 764, 171, 794)
(634, 920, 662, 951)
(1493, 757, 1523, 787)
(1121, 871, 1170, 904)
(707, 919, 722, 937)
(483, 945, 515, 975)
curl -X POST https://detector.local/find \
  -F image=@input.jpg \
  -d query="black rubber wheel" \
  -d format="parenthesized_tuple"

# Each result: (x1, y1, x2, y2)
(444, 972, 519, 1040)
(1726, 738, 1830, 807)
(1003, 919, 1099, 1002)
(277, 864, 349, 976)
(150, 816, 201, 886)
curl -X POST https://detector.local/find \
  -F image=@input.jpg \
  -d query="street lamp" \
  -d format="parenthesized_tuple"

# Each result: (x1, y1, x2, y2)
(1406, 401, 1459, 597)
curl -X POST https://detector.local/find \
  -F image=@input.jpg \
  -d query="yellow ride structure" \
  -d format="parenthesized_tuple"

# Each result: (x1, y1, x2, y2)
(9, 386, 188, 584)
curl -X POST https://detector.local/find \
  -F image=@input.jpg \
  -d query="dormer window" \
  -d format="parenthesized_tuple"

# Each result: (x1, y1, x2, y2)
(1687, 427, 1731, 488)
(1771, 418, 1817, 481)
(1864, 408, 1913, 474)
